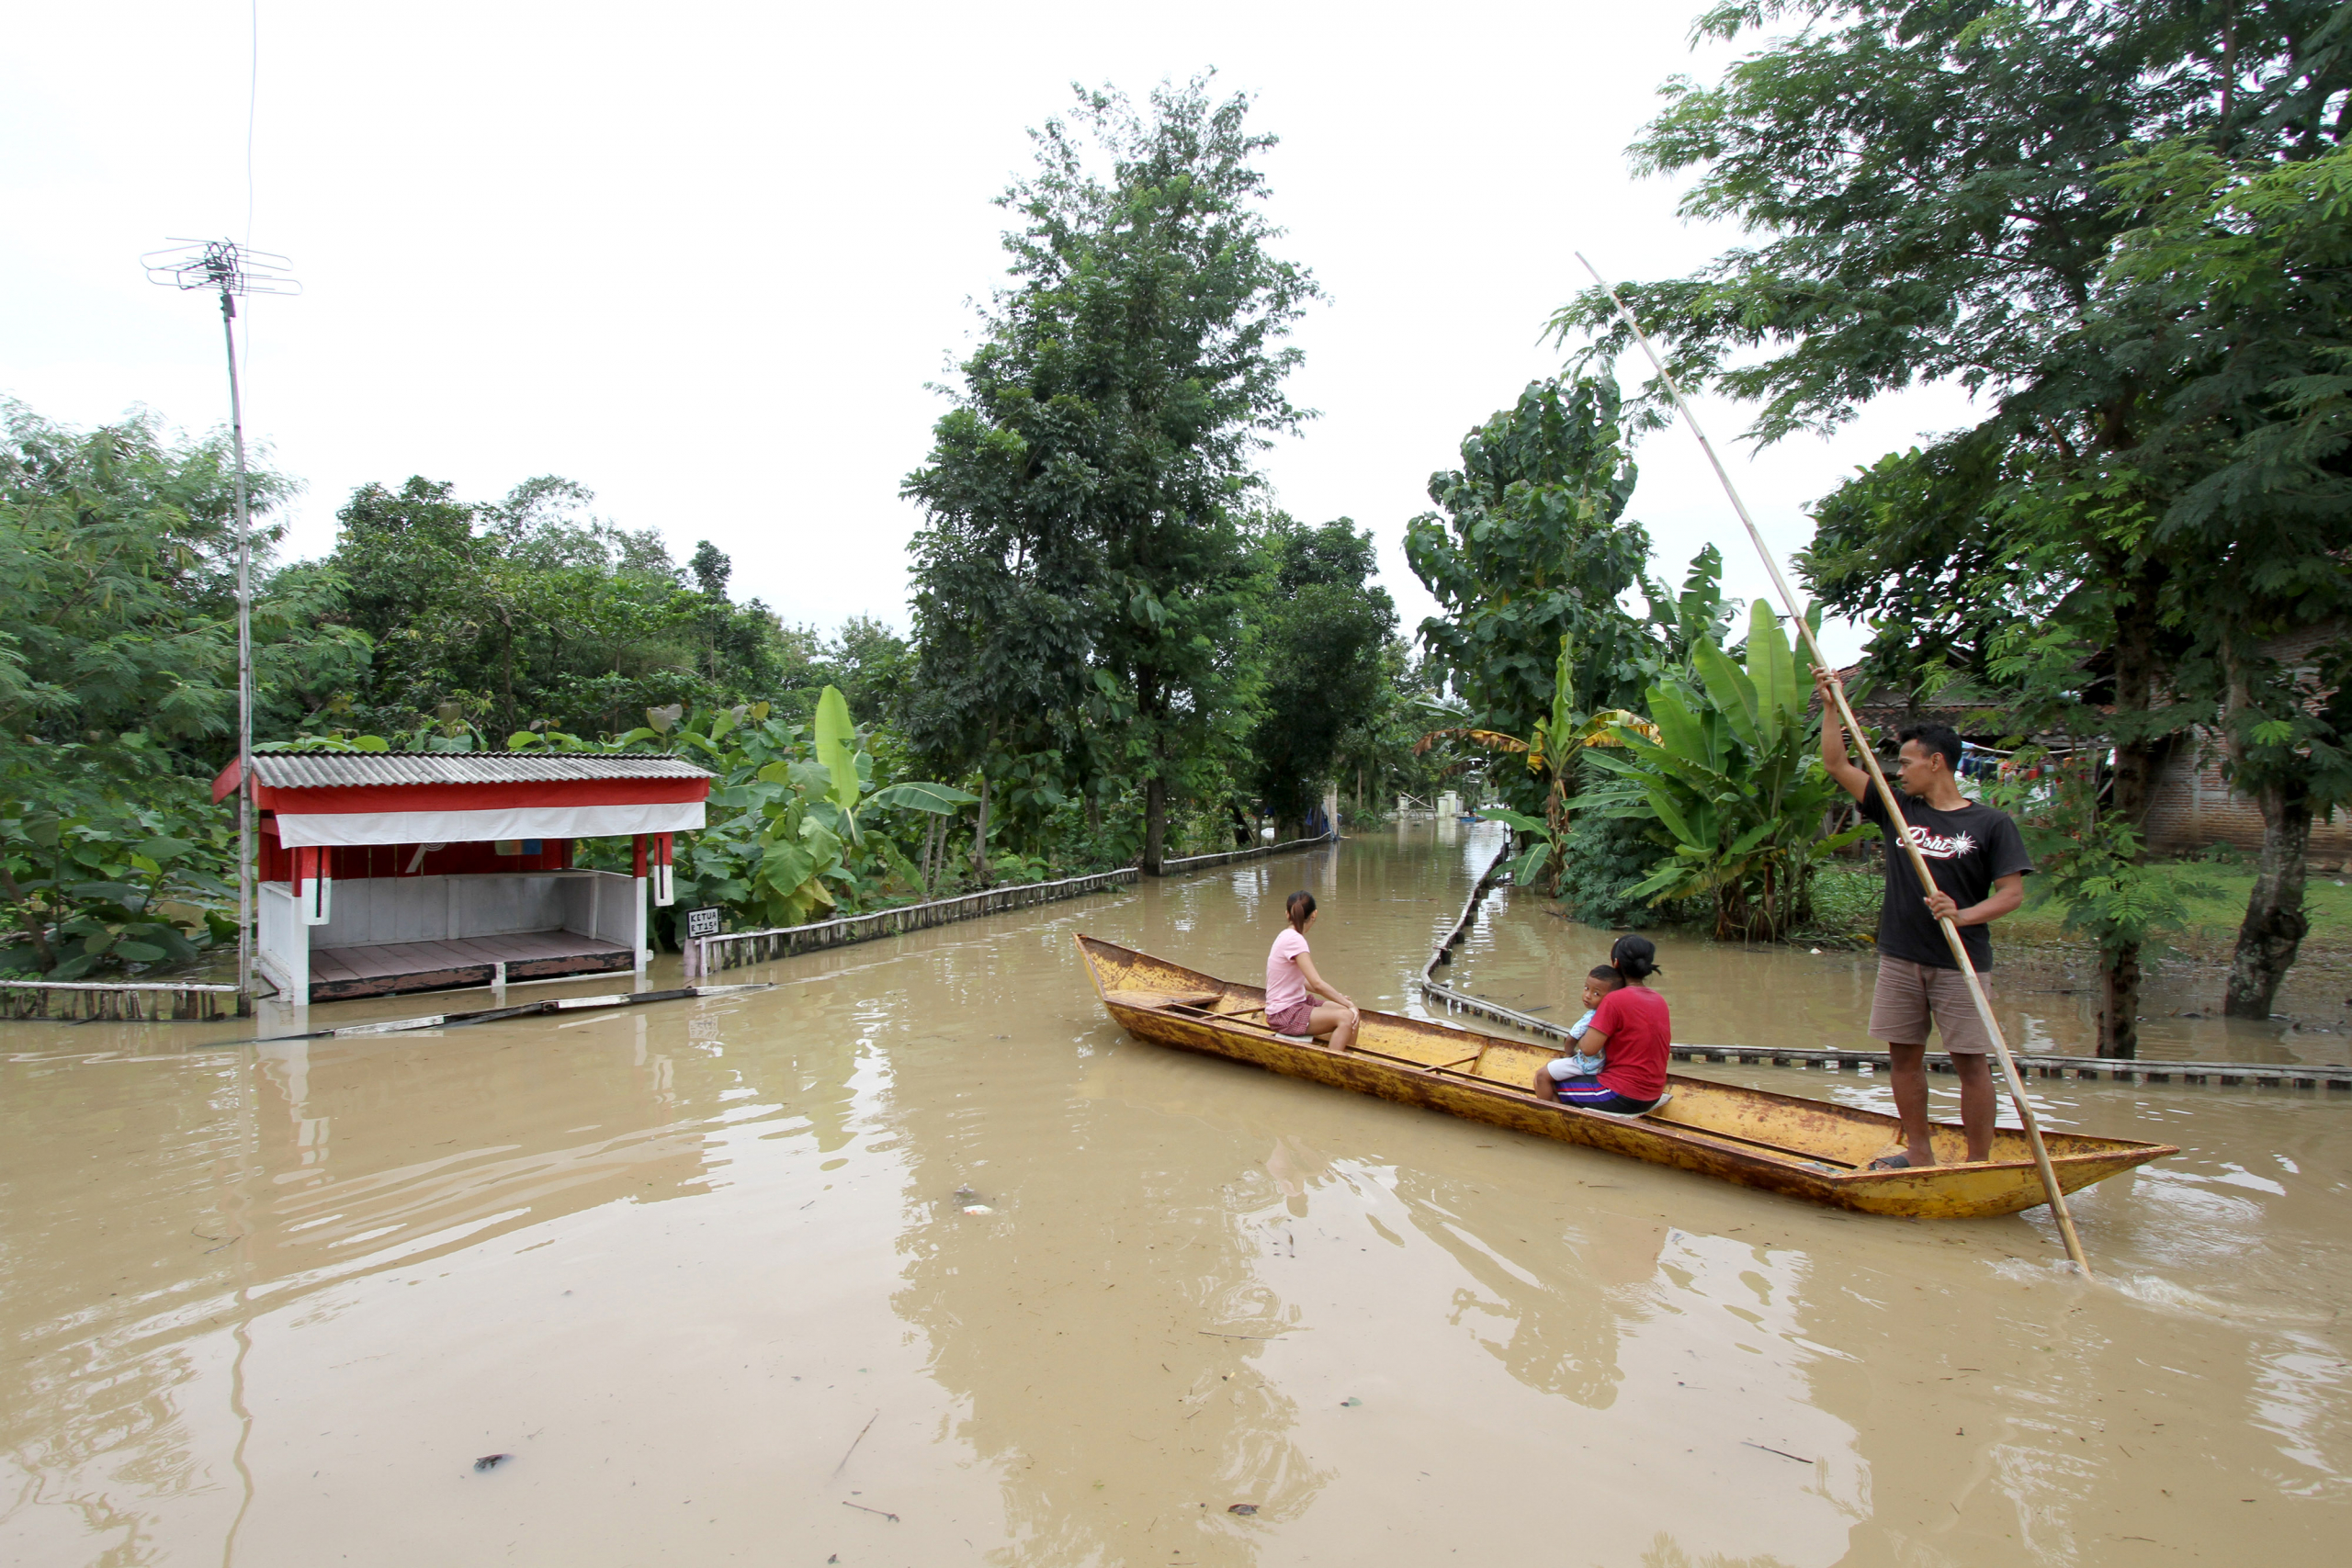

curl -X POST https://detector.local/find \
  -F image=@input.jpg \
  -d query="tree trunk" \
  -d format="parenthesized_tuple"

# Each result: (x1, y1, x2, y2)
(2224, 780, 2312, 1018)
(2098, 945, 2143, 1058)
(969, 774, 994, 888)
(500, 612, 517, 735)
(0, 860, 56, 971)
(2095, 577, 2164, 1057)
(1143, 776, 1169, 874)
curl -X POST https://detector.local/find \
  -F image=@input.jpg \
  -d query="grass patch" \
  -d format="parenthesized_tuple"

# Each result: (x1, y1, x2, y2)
(1799, 857, 2352, 961)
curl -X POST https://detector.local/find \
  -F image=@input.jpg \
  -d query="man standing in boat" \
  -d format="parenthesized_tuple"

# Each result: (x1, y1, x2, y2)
(1815, 672, 2032, 1170)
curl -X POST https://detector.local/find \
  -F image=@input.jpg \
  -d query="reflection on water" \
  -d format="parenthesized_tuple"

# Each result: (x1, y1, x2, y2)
(2, 822, 2346, 1565)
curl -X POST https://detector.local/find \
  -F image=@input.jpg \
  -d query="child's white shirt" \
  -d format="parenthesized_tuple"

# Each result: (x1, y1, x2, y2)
(1551, 1008, 1605, 1077)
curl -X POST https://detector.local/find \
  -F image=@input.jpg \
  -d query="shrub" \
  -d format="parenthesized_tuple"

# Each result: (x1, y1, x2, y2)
(1555, 811, 1692, 929)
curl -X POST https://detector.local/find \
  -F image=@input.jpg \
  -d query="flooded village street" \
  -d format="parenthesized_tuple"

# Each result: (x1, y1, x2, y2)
(5, 825, 2346, 1566)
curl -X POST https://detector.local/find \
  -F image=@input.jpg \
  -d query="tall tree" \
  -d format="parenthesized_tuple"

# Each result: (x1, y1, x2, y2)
(1404, 376, 1657, 815)
(1243, 516, 1397, 832)
(2102, 138, 2352, 1014)
(0, 401, 366, 976)
(899, 482, 1090, 880)
(904, 76, 1318, 874)
(0, 400, 367, 758)
(325, 476, 797, 739)
(1553, 0, 2352, 1055)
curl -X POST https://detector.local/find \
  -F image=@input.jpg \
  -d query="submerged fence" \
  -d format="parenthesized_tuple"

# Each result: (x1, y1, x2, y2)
(1417, 837, 2348, 1093)
(1159, 831, 1339, 874)
(1, 979, 249, 1022)
(1418, 837, 1517, 1018)
(697, 868, 1140, 972)
(695, 831, 1341, 976)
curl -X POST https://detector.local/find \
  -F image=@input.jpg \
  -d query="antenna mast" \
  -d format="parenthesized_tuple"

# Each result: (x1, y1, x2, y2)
(142, 240, 300, 1009)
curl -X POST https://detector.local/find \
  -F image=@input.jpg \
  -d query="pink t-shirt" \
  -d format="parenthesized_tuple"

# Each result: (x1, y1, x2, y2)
(1266, 928, 1311, 1012)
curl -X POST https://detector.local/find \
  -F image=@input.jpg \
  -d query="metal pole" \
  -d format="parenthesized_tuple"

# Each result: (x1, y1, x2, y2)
(1576, 253, 2091, 1276)
(221, 289, 255, 1006)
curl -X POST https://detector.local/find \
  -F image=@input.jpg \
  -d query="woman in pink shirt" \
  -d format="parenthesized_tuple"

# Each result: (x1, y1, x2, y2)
(1265, 891, 1360, 1048)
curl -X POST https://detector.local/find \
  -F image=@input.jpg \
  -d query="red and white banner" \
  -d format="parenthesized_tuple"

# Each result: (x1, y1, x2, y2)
(270, 800, 706, 849)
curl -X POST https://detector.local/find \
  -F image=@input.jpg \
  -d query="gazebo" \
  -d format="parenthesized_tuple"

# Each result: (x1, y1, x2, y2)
(213, 753, 712, 1004)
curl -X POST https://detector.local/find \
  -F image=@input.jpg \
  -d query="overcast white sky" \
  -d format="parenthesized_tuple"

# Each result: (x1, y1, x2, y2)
(3, 1, 1977, 667)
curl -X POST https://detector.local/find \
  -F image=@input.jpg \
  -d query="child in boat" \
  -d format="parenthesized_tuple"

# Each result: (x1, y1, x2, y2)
(1558, 964, 1623, 1077)
(1531, 935, 1670, 1115)
(1265, 891, 1361, 1051)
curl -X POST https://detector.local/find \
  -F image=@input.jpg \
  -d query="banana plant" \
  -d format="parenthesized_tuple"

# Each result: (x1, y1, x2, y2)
(1429, 636, 1656, 892)
(514, 688, 974, 929)
(1577, 601, 1872, 940)
(804, 684, 978, 846)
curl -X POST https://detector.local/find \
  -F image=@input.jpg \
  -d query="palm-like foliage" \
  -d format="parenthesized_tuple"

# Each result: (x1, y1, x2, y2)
(1431, 636, 1655, 891)
(1578, 603, 1870, 940)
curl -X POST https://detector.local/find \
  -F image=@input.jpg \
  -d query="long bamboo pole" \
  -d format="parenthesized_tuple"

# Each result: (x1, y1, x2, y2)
(1577, 254, 2091, 1275)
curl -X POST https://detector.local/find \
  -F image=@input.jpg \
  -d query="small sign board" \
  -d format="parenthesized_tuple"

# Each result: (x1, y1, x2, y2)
(684, 907, 723, 940)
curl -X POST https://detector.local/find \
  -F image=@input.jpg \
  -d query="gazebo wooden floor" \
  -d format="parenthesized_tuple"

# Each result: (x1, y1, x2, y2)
(309, 930, 635, 1002)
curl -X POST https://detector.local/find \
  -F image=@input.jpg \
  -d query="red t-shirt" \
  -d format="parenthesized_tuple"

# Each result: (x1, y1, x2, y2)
(1590, 985, 1671, 1102)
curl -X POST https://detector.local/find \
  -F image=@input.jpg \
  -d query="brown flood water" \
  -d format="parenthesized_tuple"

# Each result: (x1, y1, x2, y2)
(4, 822, 2346, 1566)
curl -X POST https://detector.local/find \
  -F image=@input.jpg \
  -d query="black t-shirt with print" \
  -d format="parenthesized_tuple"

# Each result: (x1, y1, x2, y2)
(1856, 789, 2034, 971)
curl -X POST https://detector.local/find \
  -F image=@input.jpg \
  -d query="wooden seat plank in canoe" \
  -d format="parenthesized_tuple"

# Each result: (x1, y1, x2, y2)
(1075, 933, 2176, 1220)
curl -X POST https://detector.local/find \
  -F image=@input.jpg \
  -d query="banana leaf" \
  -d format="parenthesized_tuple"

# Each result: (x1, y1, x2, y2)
(813, 685, 863, 831)
(1691, 637, 1762, 753)
(869, 781, 981, 814)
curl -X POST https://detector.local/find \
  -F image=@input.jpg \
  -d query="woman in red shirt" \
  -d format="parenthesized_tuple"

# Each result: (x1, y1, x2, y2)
(1531, 934, 1670, 1114)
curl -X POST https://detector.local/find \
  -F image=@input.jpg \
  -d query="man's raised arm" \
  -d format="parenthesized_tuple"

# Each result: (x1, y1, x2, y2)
(1814, 667, 1870, 802)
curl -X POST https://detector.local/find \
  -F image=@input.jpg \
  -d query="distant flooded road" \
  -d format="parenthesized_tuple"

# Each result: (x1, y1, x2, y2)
(4, 823, 2345, 1565)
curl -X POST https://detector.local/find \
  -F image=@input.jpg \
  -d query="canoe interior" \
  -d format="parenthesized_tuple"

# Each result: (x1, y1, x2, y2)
(1077, 934, 2177, 1219)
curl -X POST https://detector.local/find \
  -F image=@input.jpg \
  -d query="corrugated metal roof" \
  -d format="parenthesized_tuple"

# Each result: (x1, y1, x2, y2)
(251, 753, 713, 788)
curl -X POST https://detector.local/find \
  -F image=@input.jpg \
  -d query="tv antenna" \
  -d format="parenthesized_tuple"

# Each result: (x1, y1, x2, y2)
(142, 239, 301, 1007)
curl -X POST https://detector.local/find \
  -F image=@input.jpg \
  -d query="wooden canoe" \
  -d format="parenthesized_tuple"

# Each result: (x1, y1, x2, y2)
(1076, 934, 2175, 1220)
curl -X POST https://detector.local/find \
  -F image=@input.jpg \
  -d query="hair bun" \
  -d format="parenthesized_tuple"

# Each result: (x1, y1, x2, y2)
(1610, 933, 1659, 982)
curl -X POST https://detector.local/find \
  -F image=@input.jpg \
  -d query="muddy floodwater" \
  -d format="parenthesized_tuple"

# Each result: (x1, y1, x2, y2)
(5, 824, 2347, 1566)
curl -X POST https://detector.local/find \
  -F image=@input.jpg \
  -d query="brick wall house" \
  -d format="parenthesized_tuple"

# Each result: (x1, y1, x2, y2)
(2141, 731, 2352, 862)
(2140, 623, 2349, 864)
(1821, 638, 2349, 866)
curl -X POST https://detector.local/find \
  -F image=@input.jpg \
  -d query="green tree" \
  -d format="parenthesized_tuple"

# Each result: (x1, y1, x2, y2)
(1331, 638, 1452, 818)
(2101, 138, 2352, 1014)
(1550, 0, 2351, 1054)
(1405, 377, 1657, 817)
(904, 76, 1318, 874)
(1243, 516, 1396, 832)
(0, 400, 367, 974)
(899, 455, 1095, 880)
(821, 615, 912, 726)
(324, 475, 800, 740)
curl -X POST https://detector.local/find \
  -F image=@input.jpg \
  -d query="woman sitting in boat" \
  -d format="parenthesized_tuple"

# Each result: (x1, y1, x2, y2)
(1532, 934, 1669, 1115)
(1266, 891, 1360, 1050)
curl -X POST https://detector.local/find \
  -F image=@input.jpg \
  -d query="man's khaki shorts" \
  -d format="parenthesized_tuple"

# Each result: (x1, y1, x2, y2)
(1868, 956, 1994, 1054)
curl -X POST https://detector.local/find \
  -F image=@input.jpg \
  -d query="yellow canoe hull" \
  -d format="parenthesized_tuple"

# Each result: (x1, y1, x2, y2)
(1077, 935, 2174, 1220)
